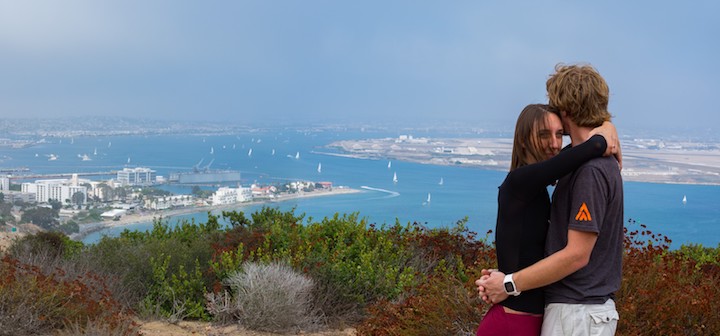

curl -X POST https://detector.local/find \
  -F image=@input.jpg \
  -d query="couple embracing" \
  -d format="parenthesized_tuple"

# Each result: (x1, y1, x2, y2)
(475, 63, 624, 336)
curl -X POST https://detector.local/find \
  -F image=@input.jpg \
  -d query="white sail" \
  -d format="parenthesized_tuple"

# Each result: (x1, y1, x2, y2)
(127, 157, 131, 164)
(439, 177, 444, 185)
(317, 163, 322, 173)
(427, 193, 431, 203)
(93, 147, 97, 155)
(108, 141, 112, 148)
(210, 147, 214, 154)
(393, 172, 398, 184)
(683, 195, 687, 204)
(271, 149, 275, 155)
(248, 148, 253, 157)
(388, 161, 392, 169)
(295, 152, 300, 160)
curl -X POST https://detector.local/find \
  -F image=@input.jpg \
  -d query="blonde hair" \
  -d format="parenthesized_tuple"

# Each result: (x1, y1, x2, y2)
(510, 104, 559, 170)
(546, 63, 611, 127)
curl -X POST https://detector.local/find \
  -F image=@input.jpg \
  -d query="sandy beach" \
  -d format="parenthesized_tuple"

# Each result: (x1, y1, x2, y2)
(71, 187, 362, 240)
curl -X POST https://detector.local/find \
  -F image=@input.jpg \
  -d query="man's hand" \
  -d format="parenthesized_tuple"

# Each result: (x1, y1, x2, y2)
(476, 270, 509, 305)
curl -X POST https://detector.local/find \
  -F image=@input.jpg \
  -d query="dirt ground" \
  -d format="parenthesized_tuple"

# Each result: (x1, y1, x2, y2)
(138, 320, 356, 336)
(0, 229, 26, 251)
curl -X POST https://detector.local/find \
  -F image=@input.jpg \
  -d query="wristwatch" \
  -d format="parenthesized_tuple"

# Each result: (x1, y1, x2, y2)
(503, 273, 521, 296)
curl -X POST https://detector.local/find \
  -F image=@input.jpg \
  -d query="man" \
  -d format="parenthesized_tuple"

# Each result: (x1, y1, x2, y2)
(477, 63, 624, 336)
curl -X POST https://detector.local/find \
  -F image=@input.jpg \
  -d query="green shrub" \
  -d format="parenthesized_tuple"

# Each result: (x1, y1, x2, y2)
(6, 231, 83, 259)
(84, 217, 221, 319)
(208, 209, 492, 326)
(677, 243, 720, 268)
(141, 255, 208, 321)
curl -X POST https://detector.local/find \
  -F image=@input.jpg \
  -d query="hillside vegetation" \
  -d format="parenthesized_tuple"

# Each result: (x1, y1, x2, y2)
(1, 208, 718, 335)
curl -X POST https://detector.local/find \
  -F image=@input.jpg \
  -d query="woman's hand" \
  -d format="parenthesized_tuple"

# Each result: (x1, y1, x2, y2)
(590, 121, 622, 170)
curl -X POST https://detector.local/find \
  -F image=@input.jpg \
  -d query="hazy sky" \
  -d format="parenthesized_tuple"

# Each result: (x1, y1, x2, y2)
(1, 1, 717, 133)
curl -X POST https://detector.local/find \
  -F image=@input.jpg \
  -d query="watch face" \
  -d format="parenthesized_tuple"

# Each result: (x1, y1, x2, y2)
(504, 281, 515, 293)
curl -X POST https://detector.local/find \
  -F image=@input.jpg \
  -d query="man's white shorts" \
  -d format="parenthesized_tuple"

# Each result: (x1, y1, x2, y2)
(541, 299, 619, 336)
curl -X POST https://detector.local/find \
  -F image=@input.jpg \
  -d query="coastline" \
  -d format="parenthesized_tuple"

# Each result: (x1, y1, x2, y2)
(71, 187, 361, 241)
(323, 138, 720, 186)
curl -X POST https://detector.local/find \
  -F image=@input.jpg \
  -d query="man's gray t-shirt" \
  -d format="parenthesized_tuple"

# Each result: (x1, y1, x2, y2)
(546, 155, 624, 304)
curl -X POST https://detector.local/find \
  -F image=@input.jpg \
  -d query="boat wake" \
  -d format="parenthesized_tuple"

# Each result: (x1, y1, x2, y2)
(360, 186, 400, 198)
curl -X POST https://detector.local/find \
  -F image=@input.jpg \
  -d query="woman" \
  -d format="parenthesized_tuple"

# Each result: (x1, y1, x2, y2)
(475, 104, 616, 335)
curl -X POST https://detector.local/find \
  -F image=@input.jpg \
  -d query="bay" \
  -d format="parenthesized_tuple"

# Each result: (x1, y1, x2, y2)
(2, 130, 718, 249)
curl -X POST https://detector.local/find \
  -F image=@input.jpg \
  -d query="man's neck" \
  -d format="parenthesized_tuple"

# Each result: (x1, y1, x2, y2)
(568, 127, 593, 147)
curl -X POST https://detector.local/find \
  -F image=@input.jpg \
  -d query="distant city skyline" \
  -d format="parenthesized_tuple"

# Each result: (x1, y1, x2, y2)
(1, 1, 718, 134)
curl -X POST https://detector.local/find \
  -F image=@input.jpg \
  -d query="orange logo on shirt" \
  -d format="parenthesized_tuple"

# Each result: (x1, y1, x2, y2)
(575, 202, 592, 221)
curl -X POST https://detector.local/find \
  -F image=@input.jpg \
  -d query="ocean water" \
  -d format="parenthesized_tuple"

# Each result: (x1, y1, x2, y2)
(2, 130, 718, 249)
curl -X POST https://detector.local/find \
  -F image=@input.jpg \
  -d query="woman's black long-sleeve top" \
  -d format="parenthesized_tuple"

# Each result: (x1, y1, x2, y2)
(494, 135, 607, 314)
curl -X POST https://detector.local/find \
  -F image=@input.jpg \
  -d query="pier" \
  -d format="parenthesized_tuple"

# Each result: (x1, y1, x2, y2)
(6, 171, 117, 180)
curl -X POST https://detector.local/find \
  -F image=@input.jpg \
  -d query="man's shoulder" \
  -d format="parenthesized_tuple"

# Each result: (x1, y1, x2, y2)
(579, 156, 619, 171)
(571, 157, 621, 184)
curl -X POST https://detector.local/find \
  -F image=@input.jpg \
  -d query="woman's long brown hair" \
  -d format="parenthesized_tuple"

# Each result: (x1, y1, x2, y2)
(510, 104, 560, 171)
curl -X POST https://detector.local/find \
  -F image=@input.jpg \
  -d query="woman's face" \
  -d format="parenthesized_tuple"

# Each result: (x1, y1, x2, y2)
(537, 113, 564, 160)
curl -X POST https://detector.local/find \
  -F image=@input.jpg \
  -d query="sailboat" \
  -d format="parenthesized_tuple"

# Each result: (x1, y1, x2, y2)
(271, 149, 275, 155)
(108, 141, 112, 148)
(210, 147, 214, 155)
(422, 193, 431, 206)
(295, 152, 300, 160)
(439, 177, 444, 185)
(248, 148, 253, 157)
(393, 172, 398, 184)
(682, 195, 687, 204)
(388, 161, 392, 169)
(127, 157, 131, 164)
(317, 163, 322, 173)
(93, 147, 97, 155)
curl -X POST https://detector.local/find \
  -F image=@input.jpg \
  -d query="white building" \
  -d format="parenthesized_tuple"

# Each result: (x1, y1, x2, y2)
(21, 178, 87, 205)
(145, 195, 195, 210)
(117, 167, 157, 186)
(212, 186, 253, 206)
(101, 209, 126, 220)
(2, 191, 36, 203)
(0, 176, 9, 191)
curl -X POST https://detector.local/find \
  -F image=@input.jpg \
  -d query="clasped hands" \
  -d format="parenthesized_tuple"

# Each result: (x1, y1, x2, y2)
(475, 269, 509, 305)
